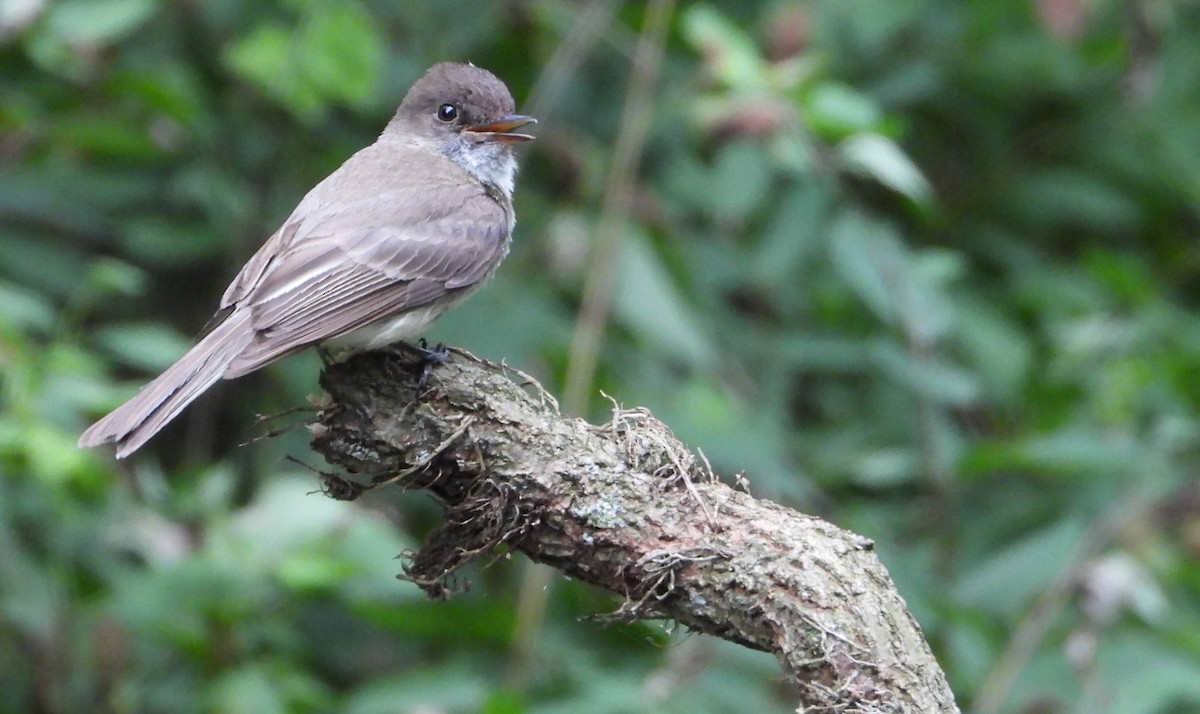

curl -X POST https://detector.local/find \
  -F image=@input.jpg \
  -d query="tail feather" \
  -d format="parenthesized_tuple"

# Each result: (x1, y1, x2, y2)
(79, 311, 255, 458)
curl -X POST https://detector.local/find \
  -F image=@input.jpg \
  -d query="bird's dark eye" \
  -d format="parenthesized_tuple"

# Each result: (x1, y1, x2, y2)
(437, 104, 458, 122)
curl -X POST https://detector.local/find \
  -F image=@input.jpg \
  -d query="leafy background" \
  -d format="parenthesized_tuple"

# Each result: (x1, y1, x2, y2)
(3, 0, 1200, 712)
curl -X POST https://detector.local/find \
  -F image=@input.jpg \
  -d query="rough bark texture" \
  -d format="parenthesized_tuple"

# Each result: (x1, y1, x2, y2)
(309, 345, 960, 713)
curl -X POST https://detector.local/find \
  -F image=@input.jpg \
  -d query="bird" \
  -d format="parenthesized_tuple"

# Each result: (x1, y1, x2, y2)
(78, 62, 536, 458)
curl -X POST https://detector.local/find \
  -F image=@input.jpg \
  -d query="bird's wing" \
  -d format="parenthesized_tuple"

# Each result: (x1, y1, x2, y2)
(218, 147, 511, 377)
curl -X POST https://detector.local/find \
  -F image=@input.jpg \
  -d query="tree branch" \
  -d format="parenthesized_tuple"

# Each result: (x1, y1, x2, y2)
(309, 345, 960, 713)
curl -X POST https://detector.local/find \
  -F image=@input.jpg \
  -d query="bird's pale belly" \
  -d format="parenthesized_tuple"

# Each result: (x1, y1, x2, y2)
(326, 293, 470, 352)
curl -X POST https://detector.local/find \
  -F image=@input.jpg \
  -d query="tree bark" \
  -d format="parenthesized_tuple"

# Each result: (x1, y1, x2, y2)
(309, 345, 960, 713)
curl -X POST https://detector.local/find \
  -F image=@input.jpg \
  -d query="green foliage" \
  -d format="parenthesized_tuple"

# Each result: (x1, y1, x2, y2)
(3, 1, 1200, 712)
(223, 0, 385, 121)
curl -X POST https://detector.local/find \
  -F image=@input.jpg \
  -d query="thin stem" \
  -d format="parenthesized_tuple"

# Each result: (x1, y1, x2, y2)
(525, 0, 625, 118)
(561, 0, 675, 415)
(506, 0, 676, 691)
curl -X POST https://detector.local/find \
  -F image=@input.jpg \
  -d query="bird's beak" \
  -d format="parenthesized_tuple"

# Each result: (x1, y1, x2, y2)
(465, 114, 537, 144)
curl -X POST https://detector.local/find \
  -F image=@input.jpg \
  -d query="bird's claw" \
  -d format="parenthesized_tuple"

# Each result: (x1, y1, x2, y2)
(413, 339, 450, 389)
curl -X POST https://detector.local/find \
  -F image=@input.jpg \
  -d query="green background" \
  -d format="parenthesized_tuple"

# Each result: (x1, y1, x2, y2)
(3, 1, 1200, 712)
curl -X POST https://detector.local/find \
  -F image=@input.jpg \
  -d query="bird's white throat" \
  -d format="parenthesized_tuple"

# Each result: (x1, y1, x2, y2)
(441, 140, 518, 196)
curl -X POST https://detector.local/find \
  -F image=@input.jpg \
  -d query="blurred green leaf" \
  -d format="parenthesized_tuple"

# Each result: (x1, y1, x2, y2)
(707, 138, 772, 223)
(614, 229, 716, 369)
(869, 338, 980, 406)
(41, 0, 158, 44)
(955, 517, 1085, 615)
(680, 4, 769, 90)
(93, 322, 191, 372)
(0, 232, 93, 299)
(297, 1, 384, 107)
(1102, 633, 1200, 714)
(1001, 168, 1142, 235)
(120, 218, 226, 268)
(0, 280, 55, 332)
(224, 24, 318, 116)
(826, 210, 904, 325)
(847, 447, 918, 488)
(208, 665, 287, 714)
(952, 294, 1032, 406)
(223, 1, 383, 119)
(110, 66, 208, 128)
(838, 132, 933, 207)
(342, 667, 488, 714)
(750, 181, 829, 287)
(23, 0, 160, 79)
(1012, 428, 1139, 475)
(86, 257, 148, 298)
(805, 83, 883, 139)
(0, 516, 62, 638)
(22, 423, 92, 483)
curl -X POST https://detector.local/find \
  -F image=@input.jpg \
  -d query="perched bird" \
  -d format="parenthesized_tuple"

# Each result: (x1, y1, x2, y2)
(79, 62, 535, 458)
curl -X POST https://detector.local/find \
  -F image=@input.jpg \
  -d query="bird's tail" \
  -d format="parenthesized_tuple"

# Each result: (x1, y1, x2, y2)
(78, 310, 254, 458)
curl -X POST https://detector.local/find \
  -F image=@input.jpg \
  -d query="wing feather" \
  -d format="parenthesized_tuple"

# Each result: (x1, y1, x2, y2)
(215, 143, 512, 377)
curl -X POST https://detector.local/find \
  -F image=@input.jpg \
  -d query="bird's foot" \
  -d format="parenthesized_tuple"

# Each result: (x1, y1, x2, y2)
(414, 338, 450, 361)
(413, 339, 450, 389)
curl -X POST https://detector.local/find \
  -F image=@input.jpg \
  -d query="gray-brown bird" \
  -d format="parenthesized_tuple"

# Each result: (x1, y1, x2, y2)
(79, 62, 535, 458)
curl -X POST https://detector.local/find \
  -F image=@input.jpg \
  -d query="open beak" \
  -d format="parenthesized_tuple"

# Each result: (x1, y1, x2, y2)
(464, 114, 537, 144)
